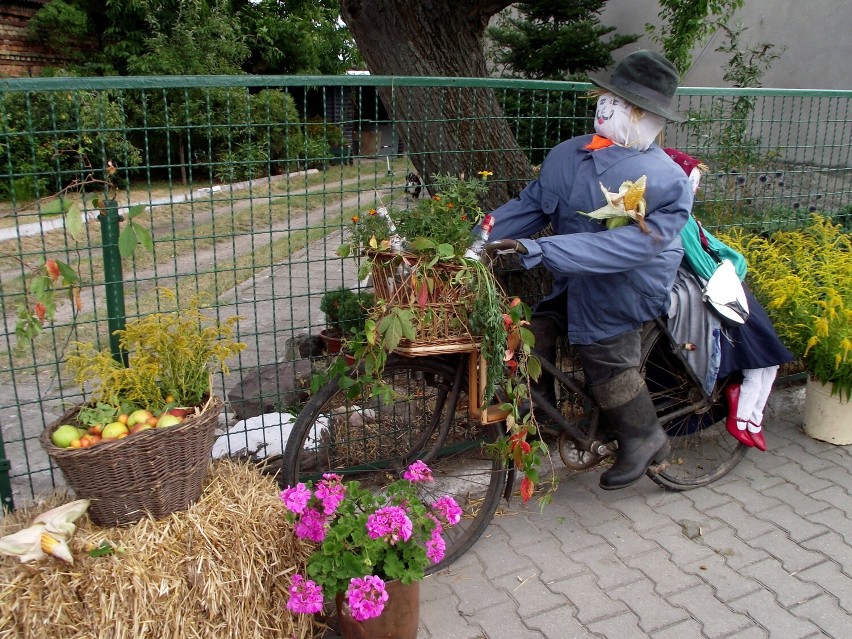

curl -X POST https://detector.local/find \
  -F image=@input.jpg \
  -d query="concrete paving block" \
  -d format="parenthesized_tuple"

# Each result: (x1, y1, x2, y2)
(729, 588, 820, 638)
(493, 570, 565, 618)
(739, 556, 823, 607)
(685, 485, 735, 511)
(573, 542, 646, 590)
(444, 561, 507, 616)
(770, 460, 835, 493)
(586, 611, 648, 639)
(474, 525, 543, 580)
(653, 529, 718, 566)
(697, 526, 772, 571)
(520, 536, 588, 583)
(762, 482, 833, 518)
(667, 583, 753, 638)
(795, 560, 852, 613)
(650, 618, 713, 639)
(547, 572, 627, 624)
(608, 577, 691, 633)
(524, 603, 594, 638)
(753, 504, 829, 542)
(812, 462, 852, 487)
(705, 500, 777, 541)
(790, 592, 852, 638)
(809, 484, 852, 518)
(549, 524, 610, 556)
(713, 481, 784, 514)
(731, 462, 787, 492)
(748, 529, 829, 574)
(605, 496, 678, 533)
(623, 547, 702, 597)
(804, 508, 852, 546)
(683, 553, 763, 602)
(467, 601, 548, 639)
(800, 531, 852, 578)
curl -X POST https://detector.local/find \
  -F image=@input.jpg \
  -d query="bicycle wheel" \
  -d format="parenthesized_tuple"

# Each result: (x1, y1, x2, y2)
(640, 323, 748, 489)
(281, 354, 508, 573)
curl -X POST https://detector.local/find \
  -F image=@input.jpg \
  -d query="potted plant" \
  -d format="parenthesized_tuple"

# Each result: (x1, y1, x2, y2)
(320, 287, 373, 353)
(721, 215, 852, 443)
(281, 461, 462, 638)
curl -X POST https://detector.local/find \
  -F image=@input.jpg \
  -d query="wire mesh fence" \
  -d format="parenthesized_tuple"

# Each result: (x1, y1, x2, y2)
(0, 75, 850, 509)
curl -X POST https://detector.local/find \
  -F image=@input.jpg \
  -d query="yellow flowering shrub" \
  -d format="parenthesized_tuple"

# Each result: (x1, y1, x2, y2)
(720, 216, 852, 400)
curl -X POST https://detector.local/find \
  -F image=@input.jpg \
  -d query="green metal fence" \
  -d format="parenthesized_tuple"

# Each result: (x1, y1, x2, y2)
(0, 75, 850, 510)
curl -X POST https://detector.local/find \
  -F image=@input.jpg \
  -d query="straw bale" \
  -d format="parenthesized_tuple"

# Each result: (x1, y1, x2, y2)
(0, 461, 321, 639)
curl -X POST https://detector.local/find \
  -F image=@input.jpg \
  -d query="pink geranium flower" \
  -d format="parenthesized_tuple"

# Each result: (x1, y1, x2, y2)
(403, 460, 433, 483)
(346, 575, 389, 621)
(287, 574, 324, 614)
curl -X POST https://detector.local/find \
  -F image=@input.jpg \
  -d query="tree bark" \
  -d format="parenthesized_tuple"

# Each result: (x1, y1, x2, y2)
(340, 0, 535, 206)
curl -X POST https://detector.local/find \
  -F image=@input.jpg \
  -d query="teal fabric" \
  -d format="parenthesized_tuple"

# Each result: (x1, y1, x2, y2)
(680, 216, 747, 281)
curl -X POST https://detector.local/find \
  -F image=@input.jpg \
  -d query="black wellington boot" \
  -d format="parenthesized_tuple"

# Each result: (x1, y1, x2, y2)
(591, 370, 670, 490)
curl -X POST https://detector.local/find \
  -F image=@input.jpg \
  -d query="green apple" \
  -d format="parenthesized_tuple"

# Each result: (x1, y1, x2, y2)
(126, 409, 153, 427)
(101, 421, 129, 440)
(51, 424, 83, 448)
(156, 413, 183, 428)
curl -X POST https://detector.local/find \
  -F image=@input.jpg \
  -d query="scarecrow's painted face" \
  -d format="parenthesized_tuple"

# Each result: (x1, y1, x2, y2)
(593, 91, 666, 151)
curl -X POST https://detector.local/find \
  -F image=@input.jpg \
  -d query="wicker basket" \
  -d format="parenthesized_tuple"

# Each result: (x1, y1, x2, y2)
(40, 395, 223, 527)
(369, 250, 478, 354)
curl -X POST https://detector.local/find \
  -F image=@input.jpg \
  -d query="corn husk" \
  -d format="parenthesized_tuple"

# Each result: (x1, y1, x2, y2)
(0, 461, 321, 639)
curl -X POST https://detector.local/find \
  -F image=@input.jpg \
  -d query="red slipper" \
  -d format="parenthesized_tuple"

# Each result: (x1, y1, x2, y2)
(724, 384, 753, 447)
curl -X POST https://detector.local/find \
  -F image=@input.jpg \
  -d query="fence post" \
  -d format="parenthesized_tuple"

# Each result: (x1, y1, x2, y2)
(0, 430, 12, 512)
(98, 200, 128, 366)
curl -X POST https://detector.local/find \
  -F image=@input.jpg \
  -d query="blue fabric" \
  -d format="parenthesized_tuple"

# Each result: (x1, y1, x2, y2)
(489, 134, 693, 344)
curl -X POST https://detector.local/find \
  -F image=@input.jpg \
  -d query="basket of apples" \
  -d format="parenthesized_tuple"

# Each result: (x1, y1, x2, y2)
(40, 293, 244, 527)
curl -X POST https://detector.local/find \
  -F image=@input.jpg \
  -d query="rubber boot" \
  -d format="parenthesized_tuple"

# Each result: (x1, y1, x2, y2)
(592, 370, 670, 491)
(724, 384, 754, 447)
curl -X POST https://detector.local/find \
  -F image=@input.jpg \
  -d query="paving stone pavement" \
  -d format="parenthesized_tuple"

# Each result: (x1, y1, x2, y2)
(409, 382, 851, 639)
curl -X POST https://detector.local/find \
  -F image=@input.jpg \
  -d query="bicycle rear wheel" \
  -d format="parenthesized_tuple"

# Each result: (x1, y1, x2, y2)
(281, 354, 508, 572)
(641, 323, 748, 489)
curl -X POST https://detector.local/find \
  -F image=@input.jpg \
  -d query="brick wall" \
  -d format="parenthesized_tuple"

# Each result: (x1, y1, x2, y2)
(1, 1, 75, 77)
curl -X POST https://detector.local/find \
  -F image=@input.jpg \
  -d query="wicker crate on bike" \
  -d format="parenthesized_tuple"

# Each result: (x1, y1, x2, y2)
(368, 250, 478, 354)
(40, 395, 222, 527)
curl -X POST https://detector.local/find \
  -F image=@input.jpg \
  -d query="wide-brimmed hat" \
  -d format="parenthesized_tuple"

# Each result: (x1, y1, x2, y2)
(589, 50, 686, 123)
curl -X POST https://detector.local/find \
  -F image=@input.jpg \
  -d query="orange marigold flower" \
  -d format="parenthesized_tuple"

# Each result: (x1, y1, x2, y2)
(446, 202, 454, 208)
(432, 195, 441, 201)
(45, 259, 60, 282)
(368, 208, 377, 216)
(460, 214, 467, 221)
(520, 476, 535, 503)
(351, 215, 360, 223)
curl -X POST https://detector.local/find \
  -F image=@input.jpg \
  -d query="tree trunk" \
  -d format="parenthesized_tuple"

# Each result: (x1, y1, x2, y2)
(340, 0, 535, 207)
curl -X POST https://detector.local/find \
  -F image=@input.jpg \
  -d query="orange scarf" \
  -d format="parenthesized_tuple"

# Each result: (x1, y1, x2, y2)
(584, 135, 614, 151)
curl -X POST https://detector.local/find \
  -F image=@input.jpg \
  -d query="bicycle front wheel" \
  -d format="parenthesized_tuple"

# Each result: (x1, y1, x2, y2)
(281, 354, 508, 572)
(641, 323, 748, 489)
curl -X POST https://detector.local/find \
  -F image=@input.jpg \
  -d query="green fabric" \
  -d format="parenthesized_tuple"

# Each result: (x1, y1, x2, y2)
(680, 216, 747, 281)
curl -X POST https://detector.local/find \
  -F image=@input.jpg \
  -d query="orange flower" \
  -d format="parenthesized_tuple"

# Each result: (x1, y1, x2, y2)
(446, 202, 454, 209)
(432, 195, 441, 201)
(368, 208, 377, 216)
(351, 215, 359, 223)
(460, 214, 467, 221)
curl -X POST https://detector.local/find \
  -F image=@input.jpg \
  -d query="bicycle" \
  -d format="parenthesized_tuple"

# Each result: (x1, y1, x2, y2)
(281, 242, 748, 573)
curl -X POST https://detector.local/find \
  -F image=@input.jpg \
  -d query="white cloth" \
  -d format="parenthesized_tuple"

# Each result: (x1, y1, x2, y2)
(594, 92, 666, 151)
(736, 365, 779, 426)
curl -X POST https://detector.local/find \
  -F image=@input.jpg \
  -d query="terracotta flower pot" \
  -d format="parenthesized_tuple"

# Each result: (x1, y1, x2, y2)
(335, 579, 419, 639)
(320, 328, 343, 354)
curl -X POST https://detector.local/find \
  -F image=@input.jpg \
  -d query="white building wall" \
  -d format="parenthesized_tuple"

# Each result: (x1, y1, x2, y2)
(601, 0, 851, 90)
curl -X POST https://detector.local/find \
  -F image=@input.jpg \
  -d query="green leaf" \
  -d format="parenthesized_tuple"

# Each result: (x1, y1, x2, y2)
(126, 204, 146, 219)
(436, 243, 454, 258)
(526, 355, 542, 381)
(39, 198, 71, 216)
(88, 541, 115, 557)
(337, 243, 352, 258)
(131, 221, 154, 253)
(64, 203, 83, 241)
(118, 224, 138, 258)
(409, 237, 436, 251)
(56, 260, 79, 284)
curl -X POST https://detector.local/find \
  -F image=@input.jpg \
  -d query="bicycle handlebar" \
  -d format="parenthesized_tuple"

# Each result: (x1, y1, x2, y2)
(482, 239, 528, 259)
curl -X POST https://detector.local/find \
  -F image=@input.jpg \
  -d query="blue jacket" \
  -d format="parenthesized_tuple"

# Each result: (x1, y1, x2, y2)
(489, 134, 693, 345)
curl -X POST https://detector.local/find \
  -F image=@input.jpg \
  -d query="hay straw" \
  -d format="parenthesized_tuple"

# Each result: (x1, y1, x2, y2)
(0, 461, 321, 639)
